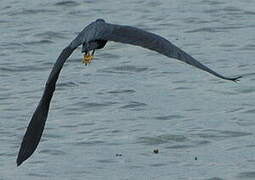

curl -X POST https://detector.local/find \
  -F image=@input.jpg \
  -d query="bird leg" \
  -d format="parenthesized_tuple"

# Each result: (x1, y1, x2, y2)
(82, 50, 95, 66)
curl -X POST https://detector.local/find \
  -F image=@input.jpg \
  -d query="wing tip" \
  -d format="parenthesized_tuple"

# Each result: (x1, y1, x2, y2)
(16, 150, 26, 167)
(16, 145, 31, 167)
(230, 75, 242, 83)
(16, 158, 23, 167)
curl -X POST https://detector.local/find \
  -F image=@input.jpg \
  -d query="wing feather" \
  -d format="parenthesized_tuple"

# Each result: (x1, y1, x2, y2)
(16, 46, 75, 166)
(101, 23, 241, 81)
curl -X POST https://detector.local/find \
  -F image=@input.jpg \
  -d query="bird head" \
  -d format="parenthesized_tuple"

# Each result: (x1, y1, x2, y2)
(96, 18, 105, 23)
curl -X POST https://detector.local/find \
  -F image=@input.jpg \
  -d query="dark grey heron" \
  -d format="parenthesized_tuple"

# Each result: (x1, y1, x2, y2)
(17, 19, 241, 166)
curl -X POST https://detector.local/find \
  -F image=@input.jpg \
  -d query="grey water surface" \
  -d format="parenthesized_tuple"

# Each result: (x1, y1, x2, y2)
(1, 0, 255, 179)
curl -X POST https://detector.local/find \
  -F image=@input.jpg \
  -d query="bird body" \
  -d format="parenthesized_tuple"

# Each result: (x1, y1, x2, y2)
(17, 19, 241, 166)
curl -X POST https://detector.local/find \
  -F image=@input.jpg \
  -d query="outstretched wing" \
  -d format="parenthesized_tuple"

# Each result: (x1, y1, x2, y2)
(17, 19, 241, 167)
(101, 23, 241, 81)
(16, 46, 75, 166)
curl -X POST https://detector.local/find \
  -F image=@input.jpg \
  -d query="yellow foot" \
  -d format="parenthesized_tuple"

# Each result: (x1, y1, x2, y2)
(82, 53, 93, 65)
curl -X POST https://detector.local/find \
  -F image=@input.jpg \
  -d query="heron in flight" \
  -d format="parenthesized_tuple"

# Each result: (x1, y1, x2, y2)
(17, 19, 241, 166)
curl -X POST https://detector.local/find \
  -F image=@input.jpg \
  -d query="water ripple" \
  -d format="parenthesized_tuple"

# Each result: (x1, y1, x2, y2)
(185, 25, 245, 33)
(120, 101, 147, 110)
(54, 1, 80, 7)
(194, 129, 252, 140)
(137, 134, 187, 145)
(155, 114, 185, 121)
(8, 9, 57, 16)
(107, 89, 136, 94)
(39, 149, 66, 156)
(242, 109, 255, 114)
(23, 40, 54, 45)
(27, 173, 48, 178)
(35, 31, 67, 40)
(65, 101, 117, 112)
(57, 81, 78, 89)
(96, 159, 116, 164)
(98, 65, 150, 74)
(0, 65, 48, 72)
(237, 171, 255, 179)
(205, 178, 224, 180)
(201, 0, 225, 5)
(185, 27, 220, 33)
(243, 11, 255, 15)
(72, 140, 105, 147)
